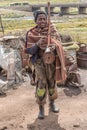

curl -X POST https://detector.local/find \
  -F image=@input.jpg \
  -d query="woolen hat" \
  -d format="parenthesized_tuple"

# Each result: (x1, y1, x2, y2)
(33, 10, 47, 22)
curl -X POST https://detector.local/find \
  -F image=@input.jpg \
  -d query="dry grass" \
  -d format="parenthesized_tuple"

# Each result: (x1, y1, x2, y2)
(0, 0, 78, 6)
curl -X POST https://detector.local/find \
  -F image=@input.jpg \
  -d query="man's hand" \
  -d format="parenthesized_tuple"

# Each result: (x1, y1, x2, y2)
(36, 37, 47, 49)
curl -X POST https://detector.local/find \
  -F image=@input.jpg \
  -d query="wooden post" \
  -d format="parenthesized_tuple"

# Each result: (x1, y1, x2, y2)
(0, 15, 4, 36)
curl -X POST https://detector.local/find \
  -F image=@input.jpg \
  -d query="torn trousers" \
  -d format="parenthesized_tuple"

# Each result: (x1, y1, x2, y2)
(34, 59, 58, 105)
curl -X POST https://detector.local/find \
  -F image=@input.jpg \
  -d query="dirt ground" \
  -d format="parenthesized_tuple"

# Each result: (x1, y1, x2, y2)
(0, 68, 87, 130)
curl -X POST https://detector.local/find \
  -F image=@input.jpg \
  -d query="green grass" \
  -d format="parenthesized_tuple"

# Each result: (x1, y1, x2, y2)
(55, 18, 87, 43)
(2, 20, 34, 30)
(2, 13, 24, 18)
(0, 17, 86, 44)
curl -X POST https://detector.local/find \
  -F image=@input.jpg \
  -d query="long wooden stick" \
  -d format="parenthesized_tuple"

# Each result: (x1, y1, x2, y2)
(0, 15, 4, 36)
(47, 1, 51, 46)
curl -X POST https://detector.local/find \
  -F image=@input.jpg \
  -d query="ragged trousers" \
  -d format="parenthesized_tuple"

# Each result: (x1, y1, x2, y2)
(34, 59, 58, 105)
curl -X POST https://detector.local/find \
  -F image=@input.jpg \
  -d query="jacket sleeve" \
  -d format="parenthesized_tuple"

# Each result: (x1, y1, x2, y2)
(25, 44, 39, 55)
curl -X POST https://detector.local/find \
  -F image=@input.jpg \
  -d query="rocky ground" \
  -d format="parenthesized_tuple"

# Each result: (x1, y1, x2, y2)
(0, 68, 87, 130)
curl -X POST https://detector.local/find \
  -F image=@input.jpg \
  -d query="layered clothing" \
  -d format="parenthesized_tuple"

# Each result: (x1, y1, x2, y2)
(25, 24, 66, 84)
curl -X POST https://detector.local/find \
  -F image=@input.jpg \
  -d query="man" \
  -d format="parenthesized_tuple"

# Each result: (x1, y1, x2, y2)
(25, 10, 66, 119)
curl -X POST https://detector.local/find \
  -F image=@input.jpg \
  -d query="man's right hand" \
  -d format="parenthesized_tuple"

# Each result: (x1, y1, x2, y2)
(36, 37, 47, 49)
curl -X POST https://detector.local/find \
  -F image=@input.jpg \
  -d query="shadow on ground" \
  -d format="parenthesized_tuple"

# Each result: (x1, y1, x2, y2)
(27, 111, 66, 130)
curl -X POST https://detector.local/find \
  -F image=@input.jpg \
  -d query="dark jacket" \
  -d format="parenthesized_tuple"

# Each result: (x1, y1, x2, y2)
(25, 44, 39, 64)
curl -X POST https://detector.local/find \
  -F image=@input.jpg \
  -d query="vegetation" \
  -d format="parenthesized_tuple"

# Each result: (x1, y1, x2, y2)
(0, 17, 86, 43)
(2, 13, 24, 18)
(0, 0, 79, 6)
(0, 0, 87, 43)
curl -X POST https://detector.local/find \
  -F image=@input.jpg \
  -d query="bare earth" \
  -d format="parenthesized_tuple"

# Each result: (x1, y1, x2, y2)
(0, 69, 87, 130)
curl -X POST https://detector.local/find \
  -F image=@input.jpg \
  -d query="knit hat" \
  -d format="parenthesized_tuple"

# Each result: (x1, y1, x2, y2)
(33, 10, 47, 22)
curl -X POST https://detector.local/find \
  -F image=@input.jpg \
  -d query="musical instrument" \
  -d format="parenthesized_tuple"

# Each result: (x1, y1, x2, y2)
(43, 1, 55, 64)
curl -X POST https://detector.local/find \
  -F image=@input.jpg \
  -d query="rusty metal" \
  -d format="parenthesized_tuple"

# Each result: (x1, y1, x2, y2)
(43, 47, 55, 64)
(78, 45, 87, 52)
(77, 52, 87, 69)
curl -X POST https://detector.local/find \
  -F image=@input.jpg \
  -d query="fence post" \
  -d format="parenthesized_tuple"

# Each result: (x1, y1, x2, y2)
(0, 15, 4, 36)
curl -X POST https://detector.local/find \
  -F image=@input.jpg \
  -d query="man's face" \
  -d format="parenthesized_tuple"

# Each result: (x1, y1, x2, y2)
(36, 14, 47, 28)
